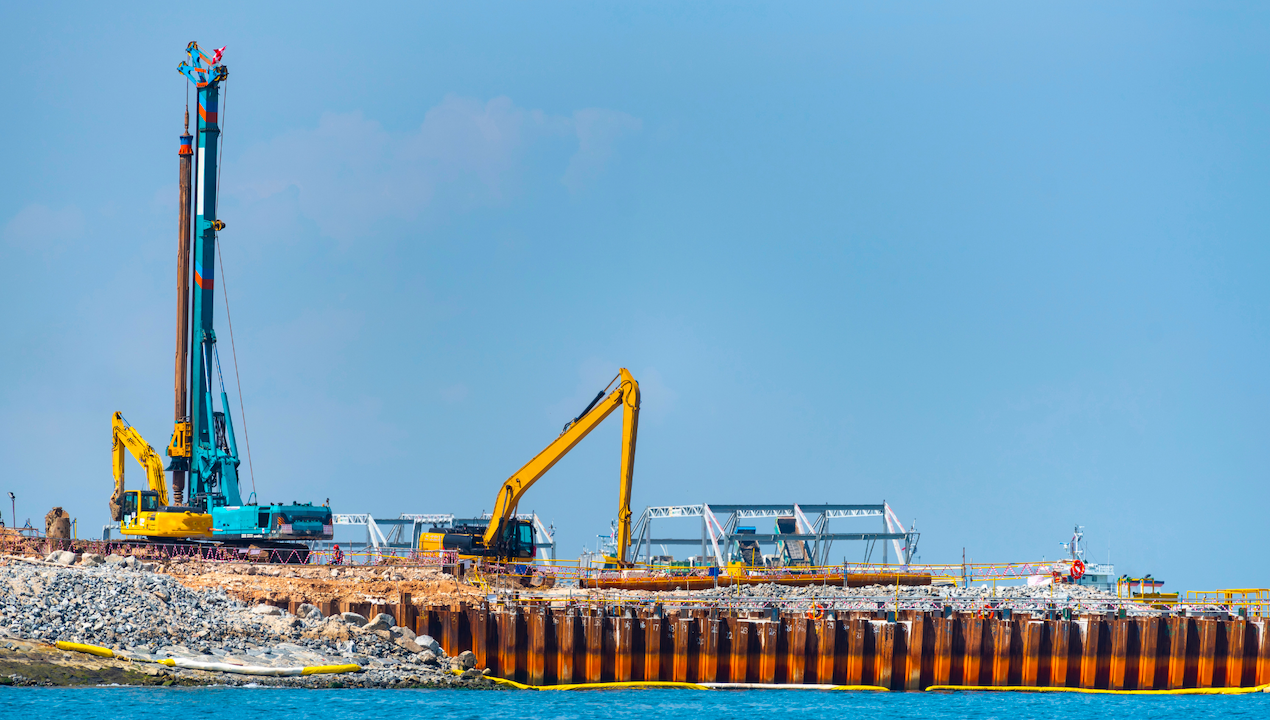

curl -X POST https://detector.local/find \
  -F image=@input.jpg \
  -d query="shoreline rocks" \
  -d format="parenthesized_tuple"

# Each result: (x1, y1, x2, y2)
(0, 559, 492, 689)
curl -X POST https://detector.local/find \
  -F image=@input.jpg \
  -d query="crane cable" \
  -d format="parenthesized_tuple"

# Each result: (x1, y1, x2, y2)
(211, 76, 257, 497)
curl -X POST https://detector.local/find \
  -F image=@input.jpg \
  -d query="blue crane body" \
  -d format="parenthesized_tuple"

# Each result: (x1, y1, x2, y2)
(173, 43, 333, 545)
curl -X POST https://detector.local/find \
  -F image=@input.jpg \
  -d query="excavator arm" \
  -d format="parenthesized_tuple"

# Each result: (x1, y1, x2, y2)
(483, 368, 640, 563)
(110, 412, 170, 520)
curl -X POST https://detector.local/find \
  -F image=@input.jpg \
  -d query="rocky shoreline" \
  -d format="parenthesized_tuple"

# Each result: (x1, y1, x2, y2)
(0, 554, 496, 688)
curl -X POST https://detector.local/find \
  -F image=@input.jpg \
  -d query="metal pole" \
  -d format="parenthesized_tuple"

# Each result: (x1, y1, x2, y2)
(700, 516, 706, 566)
(172, 110, 194, 505)
(881, 509, 889, 566)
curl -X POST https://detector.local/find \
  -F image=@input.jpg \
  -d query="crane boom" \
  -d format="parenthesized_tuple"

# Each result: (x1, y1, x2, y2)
(483, 368, 640, 563)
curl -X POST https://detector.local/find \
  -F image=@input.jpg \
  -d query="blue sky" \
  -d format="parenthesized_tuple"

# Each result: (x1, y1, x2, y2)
(1, 3, 1266, 589)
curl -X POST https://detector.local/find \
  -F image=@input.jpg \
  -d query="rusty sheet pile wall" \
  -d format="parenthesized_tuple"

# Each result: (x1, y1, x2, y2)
(412, 603, 1270, 690)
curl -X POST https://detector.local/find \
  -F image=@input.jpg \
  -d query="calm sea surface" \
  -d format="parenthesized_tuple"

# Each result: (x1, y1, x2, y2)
(2, 687, 1267, 718)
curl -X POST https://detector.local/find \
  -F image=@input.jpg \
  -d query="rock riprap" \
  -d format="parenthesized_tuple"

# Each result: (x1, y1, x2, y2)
(0, 557, 489, 688)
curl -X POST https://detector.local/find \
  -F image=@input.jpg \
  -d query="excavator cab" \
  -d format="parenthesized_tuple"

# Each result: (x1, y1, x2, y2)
(119, 490, 162, 533)
(485, 518, 536, 559)
(120, 490, 159, 525)
(507, 519, 536, 559)
(117, 488, 212, 539)
(420, 518, 536, 560)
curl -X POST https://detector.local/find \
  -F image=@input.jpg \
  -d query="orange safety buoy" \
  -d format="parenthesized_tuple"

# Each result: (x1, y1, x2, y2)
(807, 602, 825, 621)
(1070, 559, 1086, 580)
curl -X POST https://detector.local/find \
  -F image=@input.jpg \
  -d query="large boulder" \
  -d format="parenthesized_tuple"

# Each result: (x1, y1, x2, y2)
(417, 634, 442, 655)
(301, 617, 352, 642)
(395, 637, 424, 653)
(44, 550, 77, 565)
(339, 612, 368, 627)
(250, 604, 283, 616)
(363, 613, 394, 632)
(296, 603, 324, 620)
(458, 650, 477, 669)
(258, 615, 302, 634)
(80, 553, 105, 567)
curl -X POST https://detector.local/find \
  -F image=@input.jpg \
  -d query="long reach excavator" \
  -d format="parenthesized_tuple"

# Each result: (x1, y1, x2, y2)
(419, 368, 640, 564)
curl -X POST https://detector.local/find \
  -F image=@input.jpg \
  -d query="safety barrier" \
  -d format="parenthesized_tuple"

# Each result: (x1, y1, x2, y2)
(0, 534, 457, 567)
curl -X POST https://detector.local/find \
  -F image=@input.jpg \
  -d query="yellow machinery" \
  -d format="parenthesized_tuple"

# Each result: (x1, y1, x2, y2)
(420, 368, 640, 564)
(110, 412, 213, 539)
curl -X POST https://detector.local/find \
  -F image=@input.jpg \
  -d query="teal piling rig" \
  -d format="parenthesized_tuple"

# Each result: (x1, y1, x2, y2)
(173, 43, 333, 556)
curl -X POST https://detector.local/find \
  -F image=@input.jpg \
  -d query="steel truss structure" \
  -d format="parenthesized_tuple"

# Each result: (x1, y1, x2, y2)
(629, 502, 918, 567)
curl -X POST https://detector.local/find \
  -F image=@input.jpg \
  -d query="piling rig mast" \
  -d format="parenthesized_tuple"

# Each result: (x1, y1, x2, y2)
(168, 42, 332, 549)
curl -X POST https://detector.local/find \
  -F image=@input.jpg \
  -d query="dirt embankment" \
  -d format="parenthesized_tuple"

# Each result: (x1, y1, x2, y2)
(161, 560, 487, 608)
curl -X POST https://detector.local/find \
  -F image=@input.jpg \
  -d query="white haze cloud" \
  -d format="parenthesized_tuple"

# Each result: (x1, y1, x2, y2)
(228, 95, 640, 241)
(2, 204, 85, 252)
(563, 108, 643, 193)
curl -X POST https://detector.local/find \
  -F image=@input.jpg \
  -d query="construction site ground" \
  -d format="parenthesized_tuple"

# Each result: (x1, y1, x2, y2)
(160, 559, 487, 608)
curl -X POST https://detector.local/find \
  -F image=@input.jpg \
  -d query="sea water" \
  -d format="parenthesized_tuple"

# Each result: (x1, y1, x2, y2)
(1, 686, 1267, 719)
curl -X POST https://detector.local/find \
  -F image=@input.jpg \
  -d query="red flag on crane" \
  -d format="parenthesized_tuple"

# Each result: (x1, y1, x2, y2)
(211, 46, 225, 64)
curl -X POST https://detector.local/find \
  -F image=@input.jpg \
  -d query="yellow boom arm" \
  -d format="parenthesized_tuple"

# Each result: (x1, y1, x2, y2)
(110, 412, 170, 520)
(484, 368, 640, 563)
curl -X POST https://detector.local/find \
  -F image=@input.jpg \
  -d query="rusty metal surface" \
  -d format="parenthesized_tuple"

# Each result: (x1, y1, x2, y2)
(403, 602, 1270, 691)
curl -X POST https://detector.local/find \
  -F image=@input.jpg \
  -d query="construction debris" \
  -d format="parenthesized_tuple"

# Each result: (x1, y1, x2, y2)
(43, 508, 70, 539)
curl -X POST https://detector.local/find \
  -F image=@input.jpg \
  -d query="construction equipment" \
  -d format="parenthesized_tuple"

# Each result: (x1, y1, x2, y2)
(775, 516, 812, 566)
(110, 412, 212, 539)
(89, 42, 335, 557)
(420, 368, 641, 563)
(167, 41, 333, 551)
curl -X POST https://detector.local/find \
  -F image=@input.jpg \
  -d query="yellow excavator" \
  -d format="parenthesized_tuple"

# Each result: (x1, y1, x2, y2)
(420, 368, 640, 564)
(110, 412, 213, 539)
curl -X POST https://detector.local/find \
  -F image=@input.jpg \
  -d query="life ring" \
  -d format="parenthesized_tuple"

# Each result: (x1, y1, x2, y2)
(1070, 559, 1086, 580)
(978, 603, 995, 619)
(807, 603, 825, 621)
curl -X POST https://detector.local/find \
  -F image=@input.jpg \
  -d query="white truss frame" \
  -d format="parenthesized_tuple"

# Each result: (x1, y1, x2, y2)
(629, 502, 914, 566)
